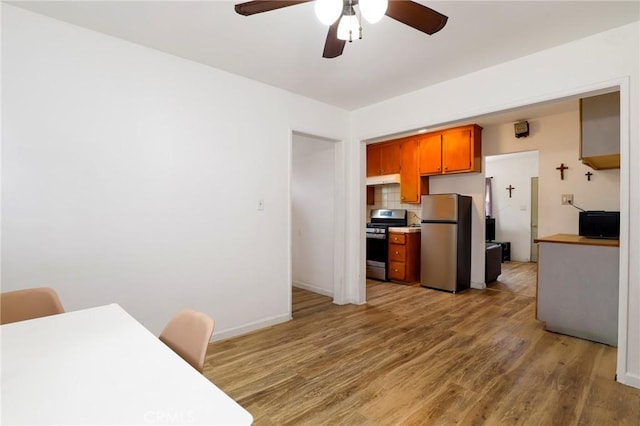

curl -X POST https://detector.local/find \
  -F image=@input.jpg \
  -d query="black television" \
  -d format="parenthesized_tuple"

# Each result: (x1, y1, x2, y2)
(485, 217, 496, 242)
(579, 211, 620, 239)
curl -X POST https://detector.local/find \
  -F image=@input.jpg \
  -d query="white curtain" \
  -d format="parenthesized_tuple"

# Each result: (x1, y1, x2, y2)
(485, 177, 493, 218)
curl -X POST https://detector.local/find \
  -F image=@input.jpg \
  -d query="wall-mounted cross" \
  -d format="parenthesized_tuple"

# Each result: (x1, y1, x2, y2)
(586, 171, 593, 181)
(556, 163, 569, 180)
(506, 185, 515, 198)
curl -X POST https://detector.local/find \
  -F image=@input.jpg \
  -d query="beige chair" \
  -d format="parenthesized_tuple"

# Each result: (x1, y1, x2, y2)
(159, 310, 215, 373)
(0, 287, 65, 325)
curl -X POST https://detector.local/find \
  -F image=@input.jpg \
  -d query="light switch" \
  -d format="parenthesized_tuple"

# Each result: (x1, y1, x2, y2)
(257, 199, 264, 211)
(561, 194, 574, 205)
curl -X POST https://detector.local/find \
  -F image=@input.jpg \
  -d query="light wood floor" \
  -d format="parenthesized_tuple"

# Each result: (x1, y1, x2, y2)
(487, 261, 537, 297)
(204, 281, 640, 425)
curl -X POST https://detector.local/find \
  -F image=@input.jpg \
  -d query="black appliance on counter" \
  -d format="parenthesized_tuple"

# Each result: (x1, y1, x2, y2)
(366, 209, 407, 281)
(579, 211, 620, 239)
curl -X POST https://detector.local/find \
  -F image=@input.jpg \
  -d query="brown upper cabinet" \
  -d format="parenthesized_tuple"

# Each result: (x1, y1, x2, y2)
(400, 138, 429, 203)
(418, 133, 442, 174)
(419, 124, 482, 176)
(366, 124, 481, 204)
(366, 141, 402, 176)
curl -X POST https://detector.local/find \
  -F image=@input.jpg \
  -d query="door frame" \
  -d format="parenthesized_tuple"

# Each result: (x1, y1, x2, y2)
(353, 76, 632, 386)
(289, 131, 347, 312)
(530, 177, 539, 262)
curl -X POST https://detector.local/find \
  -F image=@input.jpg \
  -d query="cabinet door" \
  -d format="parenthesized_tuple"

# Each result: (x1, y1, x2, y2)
(388, 261, 407, 281)
(389, 233, 406, 245)
(366, 144, 382, 176)
(418, 133, 442, 175)
(380, 142, 402, 175)
(389, 244, 407, 262)
(442, 128, 472, 173)
(400, 139, 420, 203)
(580, 92, 621, 170)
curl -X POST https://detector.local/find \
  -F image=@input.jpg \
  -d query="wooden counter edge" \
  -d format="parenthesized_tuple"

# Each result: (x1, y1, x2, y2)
(534, 233, 619, 247)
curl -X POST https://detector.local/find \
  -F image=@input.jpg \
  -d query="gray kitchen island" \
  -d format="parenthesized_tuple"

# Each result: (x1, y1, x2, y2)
(535, 234, 619, 346)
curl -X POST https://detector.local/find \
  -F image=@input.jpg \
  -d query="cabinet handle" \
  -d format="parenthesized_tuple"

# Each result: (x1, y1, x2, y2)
(395, 251, 399, 255)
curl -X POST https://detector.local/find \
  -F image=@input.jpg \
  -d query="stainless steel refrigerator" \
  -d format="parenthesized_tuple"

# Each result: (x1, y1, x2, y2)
(420, 194, 472, 293)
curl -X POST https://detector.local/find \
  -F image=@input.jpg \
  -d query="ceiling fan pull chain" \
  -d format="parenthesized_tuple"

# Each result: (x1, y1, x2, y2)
(348, 0, 354, 42)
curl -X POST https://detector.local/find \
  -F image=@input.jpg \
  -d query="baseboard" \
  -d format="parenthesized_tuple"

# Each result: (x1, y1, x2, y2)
(617, 371, 640, 389)
(471, 281, 486, 290)
(292, 280, 334, 297)
(211, 314, 291, 342)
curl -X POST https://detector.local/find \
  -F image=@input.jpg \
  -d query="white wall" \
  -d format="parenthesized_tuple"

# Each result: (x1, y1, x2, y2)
(457, 105, 621, 267)
(485, 151, 539, 262)
(4, 3, 640, 390)
(349, 22, 640, 387)
(1, 5, 350, 339)
(483, 108, 620, 239)
(292, 133, 335, 296)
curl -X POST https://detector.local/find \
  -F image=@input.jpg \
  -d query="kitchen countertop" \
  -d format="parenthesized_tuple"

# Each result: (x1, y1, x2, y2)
(388, 226, 421, 233)
(534, 233, 619, 247)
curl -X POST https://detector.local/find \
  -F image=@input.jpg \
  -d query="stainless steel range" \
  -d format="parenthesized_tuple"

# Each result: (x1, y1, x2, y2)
(366, 209, 408, 281)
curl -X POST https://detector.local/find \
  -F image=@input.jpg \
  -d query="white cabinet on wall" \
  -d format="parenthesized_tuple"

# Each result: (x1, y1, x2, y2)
(580, 91, 620, 170)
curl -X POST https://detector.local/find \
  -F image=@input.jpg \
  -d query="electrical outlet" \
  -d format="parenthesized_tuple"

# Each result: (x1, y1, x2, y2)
(561, 194, 574, 205)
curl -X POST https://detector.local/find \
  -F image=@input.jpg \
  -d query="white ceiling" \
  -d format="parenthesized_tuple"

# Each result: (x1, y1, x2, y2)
(8, 1, 640, 112)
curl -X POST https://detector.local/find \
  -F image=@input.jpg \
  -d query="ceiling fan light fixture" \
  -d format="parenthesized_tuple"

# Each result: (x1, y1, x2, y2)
(359, 0, 388, 24)
(234, 0, 448, 58)
(315, 0, 343, 25)
(337, 7, 361, 42)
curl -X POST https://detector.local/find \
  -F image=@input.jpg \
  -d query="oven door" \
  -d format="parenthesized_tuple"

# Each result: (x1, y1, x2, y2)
(366, 232, 388, 280)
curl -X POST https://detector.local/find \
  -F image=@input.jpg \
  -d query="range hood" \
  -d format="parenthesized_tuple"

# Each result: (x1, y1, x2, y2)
(366, 174, 401, 186)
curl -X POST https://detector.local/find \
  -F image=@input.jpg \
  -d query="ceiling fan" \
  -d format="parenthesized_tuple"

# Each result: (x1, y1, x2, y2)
(234, 0, 448, 58)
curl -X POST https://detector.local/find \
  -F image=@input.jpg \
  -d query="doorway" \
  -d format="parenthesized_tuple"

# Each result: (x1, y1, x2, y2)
(530, 177, 539, 262)
(485, 151, 539, 262)
(485, 151, 539, 297)
(291, 132, 338, 300)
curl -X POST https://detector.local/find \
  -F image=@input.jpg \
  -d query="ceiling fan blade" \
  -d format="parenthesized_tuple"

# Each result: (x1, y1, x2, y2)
(234, 0, 312, 16)
(385, 0, 448, 35)
(322, 21, 346, 58)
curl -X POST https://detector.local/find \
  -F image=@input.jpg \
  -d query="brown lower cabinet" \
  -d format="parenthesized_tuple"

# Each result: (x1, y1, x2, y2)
(388, 232, 421, 284)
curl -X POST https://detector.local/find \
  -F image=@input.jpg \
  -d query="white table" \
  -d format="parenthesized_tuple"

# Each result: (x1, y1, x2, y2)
(1, 304, 253, 425)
